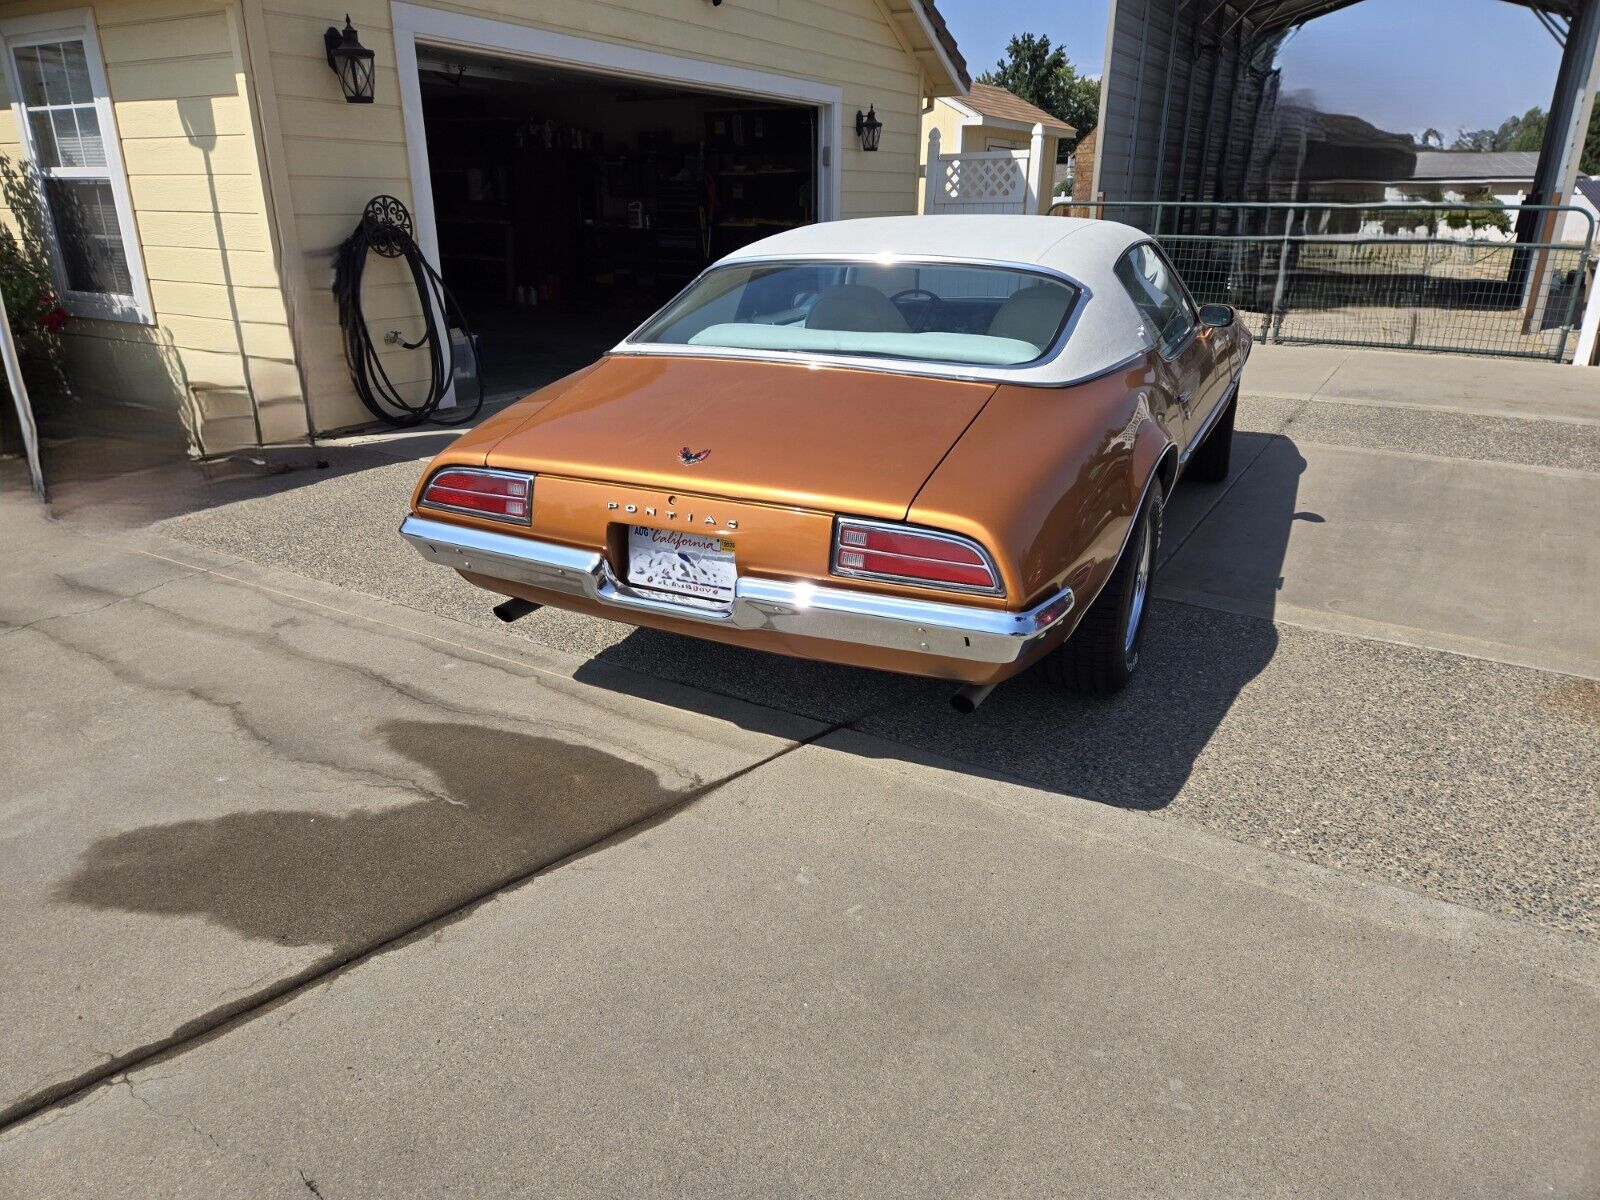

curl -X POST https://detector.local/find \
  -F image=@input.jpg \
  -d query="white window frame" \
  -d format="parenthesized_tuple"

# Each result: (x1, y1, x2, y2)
(1, 8, 152, 324)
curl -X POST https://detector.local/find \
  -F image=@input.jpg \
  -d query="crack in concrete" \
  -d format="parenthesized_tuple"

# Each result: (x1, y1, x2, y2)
(20, 620, 464, 811)
(0, 572, 196, 639)
(118, 1075, 279, 1176)
(46, 570, 706, 787)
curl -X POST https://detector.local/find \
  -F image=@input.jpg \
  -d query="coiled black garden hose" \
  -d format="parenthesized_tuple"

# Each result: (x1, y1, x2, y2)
(332, 195, 484, 427)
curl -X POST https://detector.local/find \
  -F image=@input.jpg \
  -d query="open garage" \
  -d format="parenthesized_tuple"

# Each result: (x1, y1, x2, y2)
(414, 51, 821, 387)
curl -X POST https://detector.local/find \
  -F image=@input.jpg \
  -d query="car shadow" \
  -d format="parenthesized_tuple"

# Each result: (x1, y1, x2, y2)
(52, 720, 693, 949)
(578, 431, 1308, 811)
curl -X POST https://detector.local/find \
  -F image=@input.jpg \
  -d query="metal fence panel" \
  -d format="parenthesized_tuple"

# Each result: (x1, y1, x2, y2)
(1051, 201, 1596, 361)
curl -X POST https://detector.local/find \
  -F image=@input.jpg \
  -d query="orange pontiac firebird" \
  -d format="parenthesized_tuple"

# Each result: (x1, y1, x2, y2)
(402, 216, 1248, 710)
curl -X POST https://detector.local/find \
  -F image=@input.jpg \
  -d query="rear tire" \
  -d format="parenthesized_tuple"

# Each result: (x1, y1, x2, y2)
(1041, 479, 1163, 695)
(1185, 392, 1236, 484)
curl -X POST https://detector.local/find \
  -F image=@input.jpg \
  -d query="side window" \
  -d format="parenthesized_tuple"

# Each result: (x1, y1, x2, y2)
(1, 14, 151, 323)
(1114, 243, 1196, 356)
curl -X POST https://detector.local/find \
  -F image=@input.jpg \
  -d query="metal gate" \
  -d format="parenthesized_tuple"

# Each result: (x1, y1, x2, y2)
(1053, 201, 1597, 362)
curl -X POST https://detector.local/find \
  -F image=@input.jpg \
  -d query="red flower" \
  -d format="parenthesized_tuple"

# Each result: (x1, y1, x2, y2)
(36, 290, 68, 334)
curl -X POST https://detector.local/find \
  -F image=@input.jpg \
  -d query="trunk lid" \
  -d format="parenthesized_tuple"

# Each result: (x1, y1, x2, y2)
(485, 354, 998, 519)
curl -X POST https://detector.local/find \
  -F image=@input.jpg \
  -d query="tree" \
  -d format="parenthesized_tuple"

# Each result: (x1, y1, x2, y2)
(977, 33, 1100, 150)
(1450, 107, 1546, 153)
(1452, 98, 1596, 175)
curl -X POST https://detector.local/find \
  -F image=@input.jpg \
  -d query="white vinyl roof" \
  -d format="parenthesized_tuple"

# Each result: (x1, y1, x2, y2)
(720, 215, 1143, 275)
(620, 216, 1159, 387)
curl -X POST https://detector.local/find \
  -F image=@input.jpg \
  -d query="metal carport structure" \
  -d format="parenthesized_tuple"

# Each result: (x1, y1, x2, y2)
(1091, 0, 1600, 221)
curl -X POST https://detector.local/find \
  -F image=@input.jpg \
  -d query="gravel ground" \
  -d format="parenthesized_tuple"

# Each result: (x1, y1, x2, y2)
(158, 398, 1600, 939)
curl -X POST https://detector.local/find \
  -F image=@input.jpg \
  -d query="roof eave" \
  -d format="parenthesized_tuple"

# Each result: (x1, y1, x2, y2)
(882, 0, 969, 95)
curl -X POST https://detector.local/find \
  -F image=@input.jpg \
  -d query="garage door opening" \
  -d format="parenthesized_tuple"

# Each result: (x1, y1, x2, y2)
(415, 50, 819, 396)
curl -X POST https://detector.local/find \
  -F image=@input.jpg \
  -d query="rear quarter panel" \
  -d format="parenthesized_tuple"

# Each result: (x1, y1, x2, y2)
(908, 355, 1172, 618)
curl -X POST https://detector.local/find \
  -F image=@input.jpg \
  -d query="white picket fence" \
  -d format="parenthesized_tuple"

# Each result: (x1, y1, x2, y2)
(923, 125, 1051, 216)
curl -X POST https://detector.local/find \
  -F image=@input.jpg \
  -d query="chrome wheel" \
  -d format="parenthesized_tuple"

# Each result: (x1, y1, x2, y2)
(1124, 509, 1153, 663)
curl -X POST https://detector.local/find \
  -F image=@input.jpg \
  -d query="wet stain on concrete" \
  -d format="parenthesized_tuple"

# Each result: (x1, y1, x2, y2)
(53, 721, 689, 949)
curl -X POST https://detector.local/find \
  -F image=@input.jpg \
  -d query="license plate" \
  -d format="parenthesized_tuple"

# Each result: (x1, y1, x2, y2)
(625, 526, 736, 605)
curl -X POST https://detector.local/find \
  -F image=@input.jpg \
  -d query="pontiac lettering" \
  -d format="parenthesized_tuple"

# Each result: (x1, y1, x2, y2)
(607, 500, 737, 531)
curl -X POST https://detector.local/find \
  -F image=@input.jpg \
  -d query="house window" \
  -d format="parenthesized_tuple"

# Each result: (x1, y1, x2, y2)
(2, 11, 150, 323)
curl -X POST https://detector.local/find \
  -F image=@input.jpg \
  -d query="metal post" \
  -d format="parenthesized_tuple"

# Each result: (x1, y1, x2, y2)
(1265, 204, 1297, 342)
(0, 289, 47, 500)
(1517, 0, 1600, 302)
(1574, 246, 1600, 365)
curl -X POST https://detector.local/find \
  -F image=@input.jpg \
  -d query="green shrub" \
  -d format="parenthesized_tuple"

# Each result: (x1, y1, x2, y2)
(0, 155, 69, 401)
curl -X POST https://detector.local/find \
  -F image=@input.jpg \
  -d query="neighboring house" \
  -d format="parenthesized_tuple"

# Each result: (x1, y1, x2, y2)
(0, 0, 968, 455)
(1384, 150, 1539, 206)
(920, 82, 1073, 215)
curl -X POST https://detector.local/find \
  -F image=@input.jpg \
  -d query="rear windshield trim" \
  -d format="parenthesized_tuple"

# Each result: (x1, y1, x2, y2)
(622, 256, 1085, 371)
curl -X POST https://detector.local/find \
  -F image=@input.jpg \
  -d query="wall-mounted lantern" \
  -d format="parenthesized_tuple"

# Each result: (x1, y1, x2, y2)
(855, 105, 882, 152)
(324, 15, 375, 104)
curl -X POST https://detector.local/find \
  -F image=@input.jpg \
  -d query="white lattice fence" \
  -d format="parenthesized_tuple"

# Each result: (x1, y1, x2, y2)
(923, 126, 1050, 216)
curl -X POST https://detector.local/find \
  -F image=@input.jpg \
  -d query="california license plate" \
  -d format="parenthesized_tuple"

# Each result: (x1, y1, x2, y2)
(626, 526, 736, 605)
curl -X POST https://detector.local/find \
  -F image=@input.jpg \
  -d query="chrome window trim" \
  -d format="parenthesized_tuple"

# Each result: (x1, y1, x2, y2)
(831, 516, 1005, 597)
(1117, 241, 1200, 363)
(418, 466, 535, 526)
(617, 255, 1086, 380)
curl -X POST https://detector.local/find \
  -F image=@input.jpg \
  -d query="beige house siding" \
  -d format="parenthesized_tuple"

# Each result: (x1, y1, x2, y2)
(916, 92, 964, 213)
(4, 0, 950, 443)
(0, 0, 306, 454)
(258, 0, 932, 432)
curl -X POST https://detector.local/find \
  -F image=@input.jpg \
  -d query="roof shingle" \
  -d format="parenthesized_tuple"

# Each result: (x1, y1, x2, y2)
(959, 83, 1075, 136)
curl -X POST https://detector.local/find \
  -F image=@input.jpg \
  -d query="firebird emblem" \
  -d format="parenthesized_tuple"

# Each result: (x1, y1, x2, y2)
(679, 446, 711, 465)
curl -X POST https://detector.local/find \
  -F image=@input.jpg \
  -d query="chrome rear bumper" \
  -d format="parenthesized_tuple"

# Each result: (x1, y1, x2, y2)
(399, 515, 1074, 665)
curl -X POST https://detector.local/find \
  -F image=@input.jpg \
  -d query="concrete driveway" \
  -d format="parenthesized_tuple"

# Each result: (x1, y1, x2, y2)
(1, 345, 1596, 1197)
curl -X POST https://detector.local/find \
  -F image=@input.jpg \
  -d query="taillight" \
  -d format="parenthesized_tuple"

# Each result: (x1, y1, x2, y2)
(832, 519, 1002, 594)
(419, 468, 533, 524)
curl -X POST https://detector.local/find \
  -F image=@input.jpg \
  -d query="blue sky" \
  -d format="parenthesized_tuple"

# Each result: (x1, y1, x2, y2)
(940, 0, 1563, 137)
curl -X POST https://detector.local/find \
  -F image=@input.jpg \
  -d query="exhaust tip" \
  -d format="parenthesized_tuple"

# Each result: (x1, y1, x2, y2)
(493, 597, 541, 623)
(949, 683, 995, 714)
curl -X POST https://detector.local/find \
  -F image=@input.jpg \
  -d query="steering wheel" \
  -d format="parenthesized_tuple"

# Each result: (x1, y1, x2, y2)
(889, 287, 942, 332)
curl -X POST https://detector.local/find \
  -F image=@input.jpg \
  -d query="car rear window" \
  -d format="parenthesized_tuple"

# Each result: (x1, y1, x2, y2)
(630, 261, 1079, 367)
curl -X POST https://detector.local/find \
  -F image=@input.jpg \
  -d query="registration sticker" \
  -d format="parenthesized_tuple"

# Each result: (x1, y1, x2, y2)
(625, 526, 736, 604)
